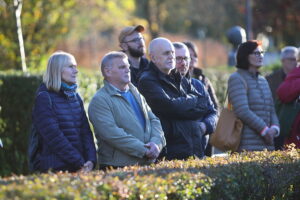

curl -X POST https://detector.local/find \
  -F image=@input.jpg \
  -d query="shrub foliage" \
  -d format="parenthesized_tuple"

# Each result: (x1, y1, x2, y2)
(0, 149, 299, 199)
(0, 73, 42, 176)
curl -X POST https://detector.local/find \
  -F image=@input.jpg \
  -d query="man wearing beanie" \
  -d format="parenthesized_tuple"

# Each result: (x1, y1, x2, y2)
(119, 25, 149, 86)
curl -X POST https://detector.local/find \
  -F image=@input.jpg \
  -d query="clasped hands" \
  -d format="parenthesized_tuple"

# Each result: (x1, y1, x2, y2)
(263, 127, 277, 145)
(144, 142, 160, 160)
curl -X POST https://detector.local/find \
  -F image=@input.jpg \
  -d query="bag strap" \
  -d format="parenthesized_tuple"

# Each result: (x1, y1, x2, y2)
(235, 72, 248, 91)
(34, 91, 52, 134)
(29, 91, 53, 171)
(32, 91, 52, 139)
(225, 72, 248, 109)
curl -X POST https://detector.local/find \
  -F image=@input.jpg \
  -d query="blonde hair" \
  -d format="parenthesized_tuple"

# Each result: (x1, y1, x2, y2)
(43, 51, 75, 92)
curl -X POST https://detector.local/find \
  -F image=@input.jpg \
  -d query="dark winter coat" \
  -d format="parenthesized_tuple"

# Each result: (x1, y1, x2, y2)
(138, 62, 217, 160)
(193, 68, 219, 111)
(266, 68, 286, 101)
(32, 84, 96, 172)
(129, 57, 149, 87)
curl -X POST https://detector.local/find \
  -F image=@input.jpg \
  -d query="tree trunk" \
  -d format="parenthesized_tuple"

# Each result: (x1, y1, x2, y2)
(14, 0, 27, 72)
(246, 0, 253, 40)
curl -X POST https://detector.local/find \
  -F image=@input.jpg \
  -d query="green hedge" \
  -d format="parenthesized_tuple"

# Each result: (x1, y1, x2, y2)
(204, 69, 231, 105)
(0, 71, 102, 177)
(0, 73, 42, 176)
(0, 149, 299, 199)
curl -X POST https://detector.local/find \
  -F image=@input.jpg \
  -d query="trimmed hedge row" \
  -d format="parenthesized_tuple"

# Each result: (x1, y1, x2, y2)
(0, 148, 299, 199)
(0, 74, 42, 176)
(0, 71, 102, 176)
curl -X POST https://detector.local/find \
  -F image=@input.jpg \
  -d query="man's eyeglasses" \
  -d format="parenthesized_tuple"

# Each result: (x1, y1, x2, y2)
(284, 57, 297, 62)
(176, 56, 190, 63)
(123, 37, 144, 43)
(251, 51, 264, 57)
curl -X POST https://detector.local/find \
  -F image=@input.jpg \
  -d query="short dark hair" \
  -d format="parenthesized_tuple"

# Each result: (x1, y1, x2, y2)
(183, 41, 198, 58)
(236, 40, 262, 69)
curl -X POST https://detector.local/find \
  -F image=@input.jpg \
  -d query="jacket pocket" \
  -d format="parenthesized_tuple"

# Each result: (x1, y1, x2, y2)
(99, 143, 115, 160)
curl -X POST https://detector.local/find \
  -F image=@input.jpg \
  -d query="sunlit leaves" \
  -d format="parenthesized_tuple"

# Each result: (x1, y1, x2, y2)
(0, 147, 299, 199)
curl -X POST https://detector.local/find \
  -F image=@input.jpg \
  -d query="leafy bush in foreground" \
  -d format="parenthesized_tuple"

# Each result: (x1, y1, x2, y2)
(0, 148, 299, 200)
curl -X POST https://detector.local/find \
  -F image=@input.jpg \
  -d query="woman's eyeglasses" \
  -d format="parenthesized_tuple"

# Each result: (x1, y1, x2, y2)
(251, 51, 264, 57)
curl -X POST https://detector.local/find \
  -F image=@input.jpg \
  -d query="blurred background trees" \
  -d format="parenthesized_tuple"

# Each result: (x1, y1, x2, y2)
(1, 0, 77, 70)
(253, 0, 300, 47)
(0, 0, 300, 70)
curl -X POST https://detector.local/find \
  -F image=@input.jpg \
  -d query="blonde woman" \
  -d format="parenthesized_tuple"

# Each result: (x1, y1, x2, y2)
(31, 51, 96, 172)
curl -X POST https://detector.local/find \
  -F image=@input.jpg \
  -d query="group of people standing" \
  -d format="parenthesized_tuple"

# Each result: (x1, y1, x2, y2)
(31, 24, 299, 173)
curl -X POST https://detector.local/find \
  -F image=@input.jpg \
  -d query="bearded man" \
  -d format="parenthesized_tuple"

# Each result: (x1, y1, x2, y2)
(119, 25, 149, 86)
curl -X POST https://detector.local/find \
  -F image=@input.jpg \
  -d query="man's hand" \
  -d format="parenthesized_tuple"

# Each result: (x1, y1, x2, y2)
(199, 122, 207, 134)
(144, 142, 160, 159)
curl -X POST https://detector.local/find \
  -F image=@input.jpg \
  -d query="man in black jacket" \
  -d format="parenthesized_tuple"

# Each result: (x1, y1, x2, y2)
(119, 25, 149, 86)
(138, 37, 217, 160)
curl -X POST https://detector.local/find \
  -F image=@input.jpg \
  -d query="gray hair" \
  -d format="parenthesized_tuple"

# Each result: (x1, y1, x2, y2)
(172, 42, 187, 50)
(43, 51, 76, 92)
(281, 46, 299, 59)
(100, 51, 127, 77)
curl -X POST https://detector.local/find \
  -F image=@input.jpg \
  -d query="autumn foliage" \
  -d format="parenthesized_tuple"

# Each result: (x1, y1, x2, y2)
(1, 147, 299, 200)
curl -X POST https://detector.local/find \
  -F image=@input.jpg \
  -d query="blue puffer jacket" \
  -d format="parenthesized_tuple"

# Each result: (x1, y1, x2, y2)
(32, 84, 96, 172)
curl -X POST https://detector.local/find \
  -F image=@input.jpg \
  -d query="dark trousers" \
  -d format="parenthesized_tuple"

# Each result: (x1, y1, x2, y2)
(203, 135, 212, 157)
(274, 134, 285, 150)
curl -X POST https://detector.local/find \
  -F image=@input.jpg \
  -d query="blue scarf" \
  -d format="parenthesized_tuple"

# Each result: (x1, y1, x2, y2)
(61, 82, 77, 99)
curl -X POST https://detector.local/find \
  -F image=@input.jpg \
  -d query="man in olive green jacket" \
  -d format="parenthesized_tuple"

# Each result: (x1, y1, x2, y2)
(88, 51, 166, 169)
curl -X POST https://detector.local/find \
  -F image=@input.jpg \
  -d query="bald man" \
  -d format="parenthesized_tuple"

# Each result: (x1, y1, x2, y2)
(138, 38, 217, 160)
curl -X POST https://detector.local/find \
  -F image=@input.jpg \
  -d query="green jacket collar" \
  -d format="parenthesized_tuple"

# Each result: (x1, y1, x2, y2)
(103, 80, 138, 98)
